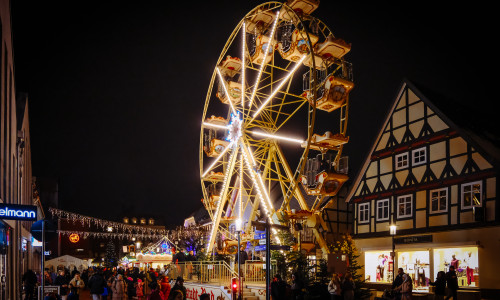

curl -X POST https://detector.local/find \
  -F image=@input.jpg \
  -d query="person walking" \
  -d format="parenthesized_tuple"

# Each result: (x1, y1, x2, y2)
(328, 273, 341, 300)
(392, 268, 405, 300)
(69, 273, 85, 300)
(174, 249, 186, 278)
(111, 274, 127, 300)
(54, 270, 70, 300)
(159, 276, 171, 300)
(290, 273, 303, 300)
(445, 266, 458, 300)
(88, 269, 107, 300)
(429, 271, 446, 300)
(341, 272, 355, 300)
(271, 274, 286, 300)
(395, 274, 412, 300)
(22, 269, 38, 300)
(125, 276, 136, 299)
(136, 278, 144, 300)
(167, 290, 183, 300)
(170, 277, 186, 300)
(148, 282, 164, 300)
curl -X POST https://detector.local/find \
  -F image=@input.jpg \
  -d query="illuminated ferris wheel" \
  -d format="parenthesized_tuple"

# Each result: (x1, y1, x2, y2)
(200, 0, 354, 254)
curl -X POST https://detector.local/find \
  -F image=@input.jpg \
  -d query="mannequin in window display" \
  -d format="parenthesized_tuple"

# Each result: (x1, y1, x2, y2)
(450, 254, 459, 270)
(462, 252, 475, 286)
(377, 254, 387, 281)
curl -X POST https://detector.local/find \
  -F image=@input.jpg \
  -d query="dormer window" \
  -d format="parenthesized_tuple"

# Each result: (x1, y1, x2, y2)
(140, 218, 146, 225)
(131, 217, 137, 224)
(148, 218, 154, 225)
(123, 217, 129, 224)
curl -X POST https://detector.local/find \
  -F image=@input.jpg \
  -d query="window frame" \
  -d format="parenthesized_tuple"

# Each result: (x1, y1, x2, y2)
(358, 202, 370, 224)
(461, 181, 482, 209)
(395, 152, 409, 170)
(430, 188, 448, 214)
(376, 199, 390, 221)
(397, 194, 413, 219)
(412, 147, 427, 166)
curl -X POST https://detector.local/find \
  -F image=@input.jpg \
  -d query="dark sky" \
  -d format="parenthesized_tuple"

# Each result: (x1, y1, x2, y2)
(11, 1, 492, 226)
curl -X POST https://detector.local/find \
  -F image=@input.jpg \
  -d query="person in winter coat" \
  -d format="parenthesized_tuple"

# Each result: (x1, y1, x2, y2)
(125, 277, 136, 299)
(328, 273, 342, 300)
(148, 282, 164, 300)
(88, 270, 107, 300)
(111, 274, 127, 299)
(290, 273, 303, 300)
(22, 269, 38, 300)
(136, 278, 144, 299)
(270, 274, 287, 300)
(159, 276, 171, 300)
(170, 277, 186, 300)
(429, 271, 446, 300)
(341, 272, 355, 300)
(395, 273, 413, 300)
(54, 270, 70, 300)
(167, 290, 183, 300)
(445, 266, 458, 300)
(68, 273, 85, 300)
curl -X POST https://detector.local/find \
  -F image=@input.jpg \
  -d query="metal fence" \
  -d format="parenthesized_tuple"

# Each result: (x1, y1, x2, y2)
(168, 260, 276, 286)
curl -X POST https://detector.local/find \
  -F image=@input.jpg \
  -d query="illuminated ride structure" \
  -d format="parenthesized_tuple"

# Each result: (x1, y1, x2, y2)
(200, 0, 354, 255)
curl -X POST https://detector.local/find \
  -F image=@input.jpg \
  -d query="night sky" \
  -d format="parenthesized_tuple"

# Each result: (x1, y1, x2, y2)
(11, 1, 493, 226)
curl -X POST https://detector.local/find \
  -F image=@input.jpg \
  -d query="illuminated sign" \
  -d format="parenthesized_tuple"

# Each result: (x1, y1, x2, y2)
(69, 234, 80, 243)
(0, 204, 37, 221)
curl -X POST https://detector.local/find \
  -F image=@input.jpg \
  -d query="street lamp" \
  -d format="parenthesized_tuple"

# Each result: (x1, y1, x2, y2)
(235, 218, 243, 300)
(389, 224, 397, 281)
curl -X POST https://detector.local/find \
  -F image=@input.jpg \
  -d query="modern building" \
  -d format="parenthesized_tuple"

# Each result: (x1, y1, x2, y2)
(0, 1, 40, 298)
(346, 79, 499, 297)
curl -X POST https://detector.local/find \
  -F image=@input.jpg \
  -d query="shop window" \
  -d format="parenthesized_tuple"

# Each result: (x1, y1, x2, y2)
(376, 199, 390, 221)
(364, 251, 393, 283)
(462, 181, 482, 209)
(395, 152, 409, 170)
(412, 147, 426, 166)
(358, 203, 370, 224)
(397, 195, 412, 218)
(430, 188, 447, 213)
(398, 251, 430, 292)
(433, 247, 479, 287)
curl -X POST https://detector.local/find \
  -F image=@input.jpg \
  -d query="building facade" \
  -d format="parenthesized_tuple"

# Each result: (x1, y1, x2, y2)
(0, 2, 38, 299)
(346, 80, 499, 297)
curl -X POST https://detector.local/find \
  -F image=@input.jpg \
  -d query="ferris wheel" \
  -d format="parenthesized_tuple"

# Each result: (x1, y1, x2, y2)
(200, 0, 354, 254)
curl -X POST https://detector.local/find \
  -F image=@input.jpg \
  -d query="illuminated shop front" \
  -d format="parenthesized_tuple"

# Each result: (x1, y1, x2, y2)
(364, 251, 393, 283)
(364, 246, 480, 291)
(433, 247, 479, 288)
(397, 251, 430, 292)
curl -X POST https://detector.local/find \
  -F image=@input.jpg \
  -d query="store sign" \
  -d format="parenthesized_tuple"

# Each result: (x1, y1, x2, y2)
(0, 204, 37, 221)
(38, 286, 59, 299)
(394, 234, 432, 245)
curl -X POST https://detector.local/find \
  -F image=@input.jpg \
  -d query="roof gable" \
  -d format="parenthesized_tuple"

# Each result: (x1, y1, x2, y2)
(346, 79, 499, 202)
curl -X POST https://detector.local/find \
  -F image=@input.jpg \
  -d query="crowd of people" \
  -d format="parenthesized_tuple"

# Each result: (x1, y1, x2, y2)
(22, 265, 197, 300)
(23, 260, 461, 300)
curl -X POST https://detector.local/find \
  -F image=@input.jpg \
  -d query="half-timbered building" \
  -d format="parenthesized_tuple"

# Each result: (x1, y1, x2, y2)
(346, 79, 499, 297)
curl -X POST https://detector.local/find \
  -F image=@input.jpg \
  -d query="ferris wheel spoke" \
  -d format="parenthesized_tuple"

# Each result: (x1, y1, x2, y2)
(248, 9, 281, 109)
(249, 55, 307, 124)
(240, 140, 276, 221)
(205, 145, 239, 254)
